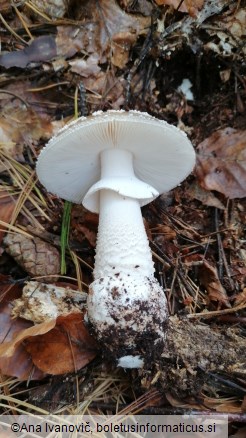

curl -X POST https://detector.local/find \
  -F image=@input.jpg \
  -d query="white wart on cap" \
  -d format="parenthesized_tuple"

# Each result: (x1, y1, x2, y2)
(37, 110, 195, 368)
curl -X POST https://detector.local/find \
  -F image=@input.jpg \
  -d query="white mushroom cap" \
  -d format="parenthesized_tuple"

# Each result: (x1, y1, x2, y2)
(36, 110, 195, 213)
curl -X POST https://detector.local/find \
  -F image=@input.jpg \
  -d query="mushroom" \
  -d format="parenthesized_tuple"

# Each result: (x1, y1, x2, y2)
(36, 110, 195, 368)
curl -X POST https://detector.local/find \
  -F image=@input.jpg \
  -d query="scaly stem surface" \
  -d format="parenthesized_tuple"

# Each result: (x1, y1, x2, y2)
(93, 149, 154, 279)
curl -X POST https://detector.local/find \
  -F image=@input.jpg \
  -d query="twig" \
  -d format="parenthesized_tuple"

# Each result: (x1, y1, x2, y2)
(126, 28, 154, 106)
(0, 12, 28, 44)
(214, 208, 234, 291)
(159, 0, 235, 41)
(186, 304, 246, 319)
(0, 90, 29, 107)
(88, 403, 246, 421)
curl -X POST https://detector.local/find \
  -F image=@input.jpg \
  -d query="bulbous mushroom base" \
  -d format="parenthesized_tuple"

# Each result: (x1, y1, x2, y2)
(86, 273, 168, 368)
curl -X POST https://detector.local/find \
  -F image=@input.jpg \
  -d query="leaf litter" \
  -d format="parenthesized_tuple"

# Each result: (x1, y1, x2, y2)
(196, 128, 246, 199)
(0, 280, 97, 378)
(0, 0, 245, 423)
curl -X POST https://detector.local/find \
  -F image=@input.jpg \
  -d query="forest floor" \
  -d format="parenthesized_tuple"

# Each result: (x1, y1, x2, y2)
(0, 0, 245, 436)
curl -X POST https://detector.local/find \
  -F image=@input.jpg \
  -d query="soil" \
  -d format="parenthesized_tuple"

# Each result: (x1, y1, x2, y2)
(0, 0, 245, 430)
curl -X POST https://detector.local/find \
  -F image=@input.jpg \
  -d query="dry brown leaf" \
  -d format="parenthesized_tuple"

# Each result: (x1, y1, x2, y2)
(0, 319, 56, 358)
(56, 0, 150, 68)
(185, 181, 225, 209)
(205, 7, 246, 57)
(198, 260, 231, 307)
(56, 26, 86, 59)
(223, 8, 246, 39)
(69, 54, 101, 78)
(0, 277, 30, 344)
(71, 207, 98, 246)
(0, 191, 16, 246)
(98, 0, 150, 66)
(0, 340, 45, 380)
(0, 0, 11, 14)
(0, 278, 94, 378)
(30, 0, 68, 18)
(195, 128, 246, 199)
(234, 288, 246, 307)
(155, 0, 204, 16)
(0, 279, 47, 379)
(111, 31, 137, 68)
(203, 396, 243, 413)
(165, 392, 202, 410)
(83, 71, 126, 109)
(74, 224, 97, 248)
(0, 81, 58, 115)
(0, 304, 53, 380)
(25, 313, 98, 374)
(0, 107, 54, 160)
(152, 224, 177, 240)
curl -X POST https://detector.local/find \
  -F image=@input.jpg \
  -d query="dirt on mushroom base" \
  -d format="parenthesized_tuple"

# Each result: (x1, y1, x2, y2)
(86, 317, 169, 368)
(87, 274, 169, 366)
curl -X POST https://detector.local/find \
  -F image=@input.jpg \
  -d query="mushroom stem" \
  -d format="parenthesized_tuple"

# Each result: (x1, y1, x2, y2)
(100, 148, 134, 178)
(86, 148, 156, 279)
(94, 192, 154, 280)
(86, 148, 168, 367)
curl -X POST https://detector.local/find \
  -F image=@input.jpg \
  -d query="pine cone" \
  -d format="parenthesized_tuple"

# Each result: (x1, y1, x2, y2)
(4, 233, 60, 277)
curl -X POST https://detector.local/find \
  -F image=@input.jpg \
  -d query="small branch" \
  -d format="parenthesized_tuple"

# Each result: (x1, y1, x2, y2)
(187, 304, 246, 319)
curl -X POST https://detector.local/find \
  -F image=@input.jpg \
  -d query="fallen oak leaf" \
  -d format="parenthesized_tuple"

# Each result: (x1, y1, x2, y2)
(25, 313, 98, 375)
